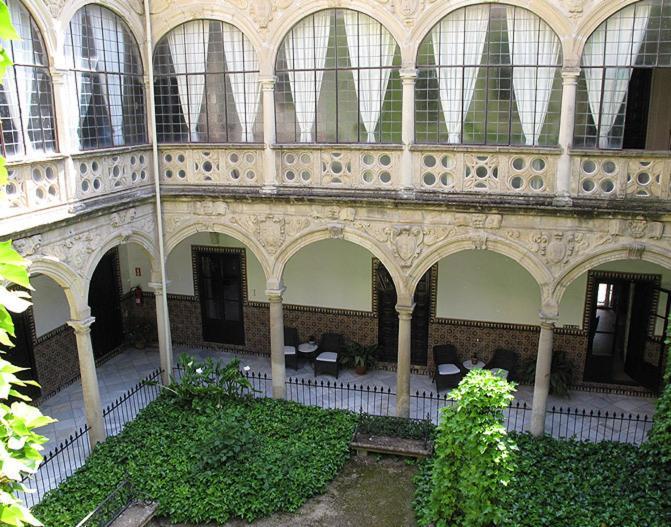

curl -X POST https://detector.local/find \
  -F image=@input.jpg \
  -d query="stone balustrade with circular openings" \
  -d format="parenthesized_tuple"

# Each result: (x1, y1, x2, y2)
(160, 148, 262, 186)
(76, 150, 152, 198)
(574, 154, 671, 199)
(279, 148, 400, 189)
(415, 150, 556, 195)
(3, 160, 64, 217)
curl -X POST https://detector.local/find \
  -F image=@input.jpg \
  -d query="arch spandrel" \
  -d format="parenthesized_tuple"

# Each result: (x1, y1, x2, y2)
(552, 242, 671, 306)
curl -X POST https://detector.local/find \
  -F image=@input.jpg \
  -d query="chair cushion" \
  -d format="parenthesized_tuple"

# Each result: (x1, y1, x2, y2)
(316, 352, 338, 363)
(284, 345, 296, 355)
(491, 368, 509, 379)
(438, 363, 460, 375)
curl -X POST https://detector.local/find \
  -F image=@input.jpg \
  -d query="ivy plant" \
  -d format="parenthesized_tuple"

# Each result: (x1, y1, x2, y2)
(426, 369, 517, 527)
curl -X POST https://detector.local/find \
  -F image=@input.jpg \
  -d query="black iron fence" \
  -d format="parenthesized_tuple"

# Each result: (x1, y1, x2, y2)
(225, 371, 654, 445)
(75, 479, 135, 527)
(21, 365, 654, 510)
(20, 369, 163, 508)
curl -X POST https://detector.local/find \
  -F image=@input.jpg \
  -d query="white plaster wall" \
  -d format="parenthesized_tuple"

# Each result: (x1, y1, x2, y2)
(282, 240, 372, 311)
(166, 233, 266, 301)
(559, 260, 671, 331)
(31, 274, 69, 337)
(435, 250, 541, 324)
(118, 244, 152, 293)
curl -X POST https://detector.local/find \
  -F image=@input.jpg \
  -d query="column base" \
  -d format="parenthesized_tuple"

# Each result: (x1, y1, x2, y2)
(261, 185, 278, 195)
(552, 195, 573, 207)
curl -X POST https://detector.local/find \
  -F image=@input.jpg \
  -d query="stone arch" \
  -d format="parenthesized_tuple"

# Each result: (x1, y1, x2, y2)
(408, 234, 554, 305)
(14, 0, 58, 63)
(165, 221, 272, 283)
(82, 230, 160, 299)
(411, 0, 573, 68)
(268, 3, 409, 74)
(272, 227, 410, 300)
(552, 242, 671, 306)
(574, 0, 647, 60)
(152, 11, 264, 70)
(57, 1, 147, 71)
(27, 256, 86, 318)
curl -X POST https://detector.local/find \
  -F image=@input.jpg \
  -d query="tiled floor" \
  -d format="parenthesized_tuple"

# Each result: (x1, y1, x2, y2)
(37, 344, 658, 448)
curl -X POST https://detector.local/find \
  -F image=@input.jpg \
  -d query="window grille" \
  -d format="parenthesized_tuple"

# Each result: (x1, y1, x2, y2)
(416, 4, 562, 147)
(0, 0, 56, 159)
(64, 4, 146, 150)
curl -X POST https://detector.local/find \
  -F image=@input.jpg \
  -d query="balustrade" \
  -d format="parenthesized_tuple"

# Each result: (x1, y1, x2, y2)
(159, 146, 263, 186)
(74, 147, 153, 199)
(573, 151, 671, 200)
(3, 157, 65, 217)
(413, 147, 559, 196)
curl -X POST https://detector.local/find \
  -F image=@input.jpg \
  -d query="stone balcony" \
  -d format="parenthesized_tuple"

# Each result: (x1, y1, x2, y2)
(3, 143, 671, 236)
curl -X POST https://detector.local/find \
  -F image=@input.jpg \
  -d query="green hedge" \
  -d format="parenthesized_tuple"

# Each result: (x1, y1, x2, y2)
(34, 395, 357, 526)
(414, 433, 671, 527)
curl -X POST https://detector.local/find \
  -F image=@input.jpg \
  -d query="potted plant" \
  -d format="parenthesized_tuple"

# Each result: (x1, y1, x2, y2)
(128, 320, 150, 349)
(520, 349, 574, 397)
(342, 342, 378, 375)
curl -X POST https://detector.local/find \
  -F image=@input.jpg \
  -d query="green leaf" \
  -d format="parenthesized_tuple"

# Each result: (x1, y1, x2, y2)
(0, 3, 18, 40)
(0, 48, 12, 80)
(0, 157, 7, 187)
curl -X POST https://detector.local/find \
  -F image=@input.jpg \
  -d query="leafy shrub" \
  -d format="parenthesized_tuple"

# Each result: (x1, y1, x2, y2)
(166, 353, 255, 407)
(415, 434, 671, 527)
(34, 396, 357, 526)
(643, 344, 671, 466)
(339, 342, 378, 369)
(427, 369, 517, 527)
(357, 413, 434, 441)
(520, 349, 574, 397)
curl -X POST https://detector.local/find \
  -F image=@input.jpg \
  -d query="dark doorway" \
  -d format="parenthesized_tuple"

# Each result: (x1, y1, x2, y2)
(88, 248, 123, 360)
(196, 249, 245, 345)
(623, 68, 652, 150)
(583, 272, 665, 391)
(376, 264, 431, 366)
(2, 311, 41, 400)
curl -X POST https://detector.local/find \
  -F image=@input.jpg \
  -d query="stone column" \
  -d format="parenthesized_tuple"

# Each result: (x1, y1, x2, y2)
(148, 279, 173, 384)
(50, 68, 77, 201)
(395, 303, 415, 418)
(260, 76, 278, 193)
(554, 67, 580, 205)
(266, 285, 286, 399)
(400, 68, 417, 194)
(67, 317, 106, 447)
(530, 314, 558, 436)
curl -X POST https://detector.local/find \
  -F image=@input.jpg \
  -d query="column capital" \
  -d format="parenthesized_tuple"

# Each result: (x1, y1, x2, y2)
(395, 303, 415, 320)
(147, 281, 165, 294)
(561, 67, 581, 84)
(68, 317, 95, 334)
(259, 76, 277, 90)
(399, 68, 418, 82)
(539, 312, 559, 328)
(49, 68, 67, 85)
(266, 288, 285, 302)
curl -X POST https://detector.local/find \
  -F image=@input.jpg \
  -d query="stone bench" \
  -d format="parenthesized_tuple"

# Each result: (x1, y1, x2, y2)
(109, 502, 158, 527)
(350, 433, 433, 459)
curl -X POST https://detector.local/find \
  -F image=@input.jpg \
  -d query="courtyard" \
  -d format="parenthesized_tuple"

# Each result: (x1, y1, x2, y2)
(37, 345, 657, 448)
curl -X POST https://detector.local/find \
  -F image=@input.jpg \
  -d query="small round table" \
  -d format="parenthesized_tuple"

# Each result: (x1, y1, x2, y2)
(298, 342, 319, 363)
(463, 359, 485, 371)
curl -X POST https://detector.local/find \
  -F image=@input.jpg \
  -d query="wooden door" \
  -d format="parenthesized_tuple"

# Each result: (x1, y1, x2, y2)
(88, 249, 123, 360)
(376, 264, 431, 365)
(624, 281, 655, 389)
(197, 251, 245, 345)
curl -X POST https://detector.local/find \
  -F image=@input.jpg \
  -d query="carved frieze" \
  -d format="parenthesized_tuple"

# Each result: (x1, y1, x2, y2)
(529, 231, 588, 266)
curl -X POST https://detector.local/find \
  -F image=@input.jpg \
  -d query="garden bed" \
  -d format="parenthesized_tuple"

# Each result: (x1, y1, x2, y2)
(414, 433, 671, 527)
(33, 394, 357, 526)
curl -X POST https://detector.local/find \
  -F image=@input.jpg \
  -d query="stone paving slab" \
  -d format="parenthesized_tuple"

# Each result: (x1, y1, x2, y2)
(37, 345, 657, 448)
